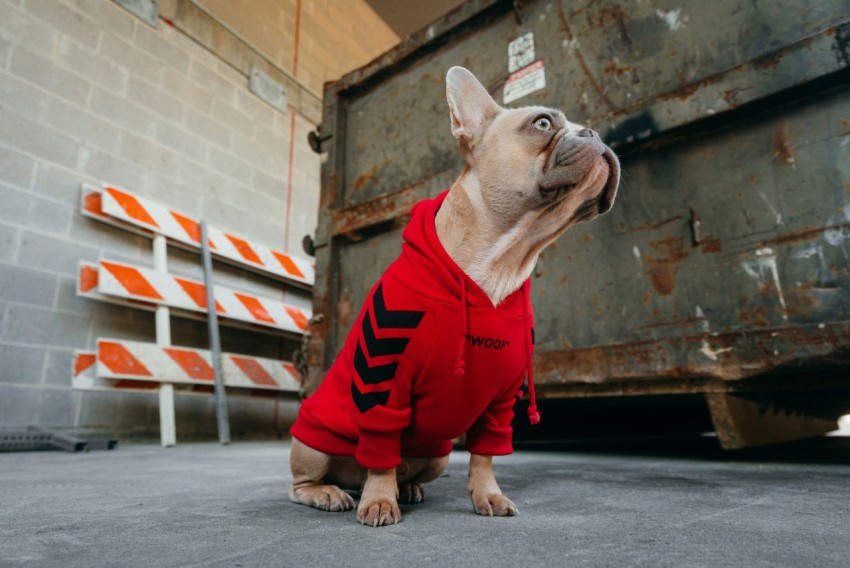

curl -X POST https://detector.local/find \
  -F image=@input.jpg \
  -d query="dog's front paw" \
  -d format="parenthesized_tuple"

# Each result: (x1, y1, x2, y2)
(471, 493, 519, 517)
(357, 497, 401, 527)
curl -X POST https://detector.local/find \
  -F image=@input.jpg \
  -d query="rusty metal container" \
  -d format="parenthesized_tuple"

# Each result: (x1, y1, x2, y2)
(305, 0, 850, 448)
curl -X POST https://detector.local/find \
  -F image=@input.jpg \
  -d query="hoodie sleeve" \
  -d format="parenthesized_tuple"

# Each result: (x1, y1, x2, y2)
(464, 375, 522, 456)
(350, 282, 426, 470)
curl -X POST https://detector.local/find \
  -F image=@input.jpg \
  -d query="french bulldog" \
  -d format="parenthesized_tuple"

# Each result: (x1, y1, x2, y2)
(288, 66, 619, 526)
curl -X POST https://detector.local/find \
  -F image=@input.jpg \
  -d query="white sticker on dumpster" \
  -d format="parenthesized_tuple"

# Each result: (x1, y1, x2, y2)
(503, 59, 546, 104)
(508, 32, 535, 72)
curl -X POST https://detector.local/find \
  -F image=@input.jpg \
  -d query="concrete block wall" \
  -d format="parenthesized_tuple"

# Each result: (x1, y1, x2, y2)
(0, 0, 397, 440)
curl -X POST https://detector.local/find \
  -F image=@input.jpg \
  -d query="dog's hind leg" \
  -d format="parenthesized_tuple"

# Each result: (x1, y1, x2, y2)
(397, 455, 449, 504)
(289, 437, 356, 512)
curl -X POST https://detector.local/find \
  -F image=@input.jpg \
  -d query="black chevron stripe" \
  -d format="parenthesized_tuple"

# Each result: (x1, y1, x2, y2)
(361, 309, 410, 357)
(373, 284, 425, 329)
(351, 382, 390, 413)
(354, 342, 398, 385)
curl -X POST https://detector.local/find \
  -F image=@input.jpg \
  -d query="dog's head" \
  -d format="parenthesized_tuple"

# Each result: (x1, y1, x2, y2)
(446, 66, 619, 232)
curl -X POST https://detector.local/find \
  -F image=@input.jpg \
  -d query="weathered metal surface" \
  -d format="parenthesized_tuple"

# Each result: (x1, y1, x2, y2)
(307, 0, 850, 399)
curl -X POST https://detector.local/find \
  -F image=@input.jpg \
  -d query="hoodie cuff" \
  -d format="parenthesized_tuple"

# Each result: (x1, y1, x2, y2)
(355, 428, 403, 470)
(465, 424, 513, 456)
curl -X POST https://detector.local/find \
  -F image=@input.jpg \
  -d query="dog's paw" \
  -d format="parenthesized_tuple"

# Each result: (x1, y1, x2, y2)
(471, 493, 519, 517)
(356, 498, 401, 527)
(398, 482, 426, 504)
(290, 484, 355, 512)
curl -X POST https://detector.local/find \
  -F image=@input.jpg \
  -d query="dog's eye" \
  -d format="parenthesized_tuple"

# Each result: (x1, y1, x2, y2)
(533, 116, 552, 131)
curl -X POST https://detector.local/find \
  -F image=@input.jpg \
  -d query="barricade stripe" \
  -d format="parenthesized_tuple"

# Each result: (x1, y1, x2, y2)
(235, 293, 275, 324)
(285, 306, 309, 331)
(99, 341, 152, 376)
(83, 191, 108, 218)
(272, 251, 306, 279)
(230, 356, 278, 386)
(282, 362, 301, 383)
(226, 234, 262, 265)
(74, 352, 96, 376)
(163, 348, 215, 381)
(80, 265, 99, 293)
(170, 211, 201, 244)
(105, 187, 159, 228)
(102, 261, 164, 300)
(174, 277, 226, 313)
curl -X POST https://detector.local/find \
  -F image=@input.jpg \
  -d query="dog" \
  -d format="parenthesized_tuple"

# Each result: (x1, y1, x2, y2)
(289, 66, 620, 526)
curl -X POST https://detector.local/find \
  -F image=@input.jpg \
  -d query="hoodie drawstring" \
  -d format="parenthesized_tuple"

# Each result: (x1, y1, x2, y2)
(522, 283, 541, 425)
(453, 276, 467, 378)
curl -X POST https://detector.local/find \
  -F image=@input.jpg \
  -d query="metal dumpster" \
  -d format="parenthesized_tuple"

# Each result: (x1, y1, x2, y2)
(304, 0, 850, 448)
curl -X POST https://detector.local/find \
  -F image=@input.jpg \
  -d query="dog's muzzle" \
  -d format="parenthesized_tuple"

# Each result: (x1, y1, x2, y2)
(542, 128, 620, 214)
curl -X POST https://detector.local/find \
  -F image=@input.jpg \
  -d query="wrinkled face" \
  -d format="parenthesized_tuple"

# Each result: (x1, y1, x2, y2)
(472, 105, 620, 226)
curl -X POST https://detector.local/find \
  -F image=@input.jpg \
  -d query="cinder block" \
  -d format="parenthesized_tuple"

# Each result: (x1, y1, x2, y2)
(58, 36, 129, 94)
(43, 348, 72, 387)
(0, 36, 10, 69)
(134, 23, 190, 74)
(119, 131, 181, 181)
(161, 67, 213, 115)
(90, 87, 157, 137)
(36, 386, 75, 427)
(210, 97, 253, 137)
(0, 145, 36, 189)
(33, 162, 91, 206)
(68, 215, 147, 261)
(183, 107, 231, 151)
(0, 4, 58, 60)
(25, 0, 100, 51)
(1, 304, 90, 349)
(77, 146, 150, 191)
(252, 125, 287, 159)
(251, 169, 286, 200)
(154, 121, 207, 163)
(236, 88, 275, 124)
(0, 224, 18, 262)
(46, 97, 122, 153)
(0, 262, 58, 308)
(188, 60, 237, 105)
(143, 174, 201, 214)
(207, 146, 252, 183)
(230, 131, 273, 174)
(8, 47, 89, 109)
(0, 384, 41, 426)
(17, 230, 99, 277)
(74, 0, 136, 41)
(126, 75, 184, 123)
(0, 109, 79, 169)
(0, 183, 34, 225)
(0, 342, 47, 385)
(75, 389, 158, 436)
(101, 34, 163, 87)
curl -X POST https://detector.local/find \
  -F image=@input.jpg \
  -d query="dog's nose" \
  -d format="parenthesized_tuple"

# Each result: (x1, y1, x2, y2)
(577, 128, 597, 138)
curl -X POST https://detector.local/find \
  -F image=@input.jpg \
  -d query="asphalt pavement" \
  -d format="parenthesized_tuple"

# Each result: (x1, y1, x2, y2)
(2, 436, 849, 567)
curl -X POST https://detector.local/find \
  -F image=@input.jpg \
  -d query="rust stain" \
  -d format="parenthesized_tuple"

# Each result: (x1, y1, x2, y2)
(351, 160, 389, 193)
(642, 291, 652, 304)
(773, 122, 795, 166)
(700, 238, 722, 254)
(559, 275, 569, 285)
(630, 215, 684, 233)
(533, 321, 850, 385)
(737, 308, 769, 327)
(759, 222, 850, 248)
(645, 237, 688, 296)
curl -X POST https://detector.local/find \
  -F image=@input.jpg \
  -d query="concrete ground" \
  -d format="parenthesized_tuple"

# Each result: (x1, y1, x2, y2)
(2, 437, 849, 567)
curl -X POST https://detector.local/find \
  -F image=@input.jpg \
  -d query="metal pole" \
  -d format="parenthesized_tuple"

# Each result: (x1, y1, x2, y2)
(200, 221, 230, 445)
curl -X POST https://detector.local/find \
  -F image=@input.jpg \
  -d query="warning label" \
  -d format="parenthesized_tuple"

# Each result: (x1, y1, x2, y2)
(503, 59, 546, 105)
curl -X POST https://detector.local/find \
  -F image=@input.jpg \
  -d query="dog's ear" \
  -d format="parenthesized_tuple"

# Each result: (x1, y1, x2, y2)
(446, 67, 500, 145)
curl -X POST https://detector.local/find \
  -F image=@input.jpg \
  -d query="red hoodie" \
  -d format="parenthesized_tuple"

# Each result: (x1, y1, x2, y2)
(291, 190, 539, 470)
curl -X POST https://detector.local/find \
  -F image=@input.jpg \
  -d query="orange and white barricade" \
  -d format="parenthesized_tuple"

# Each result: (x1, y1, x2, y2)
(77, 260, 310, 335)
(74, 342, 301, 394)
(81, 184, 314, 287)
